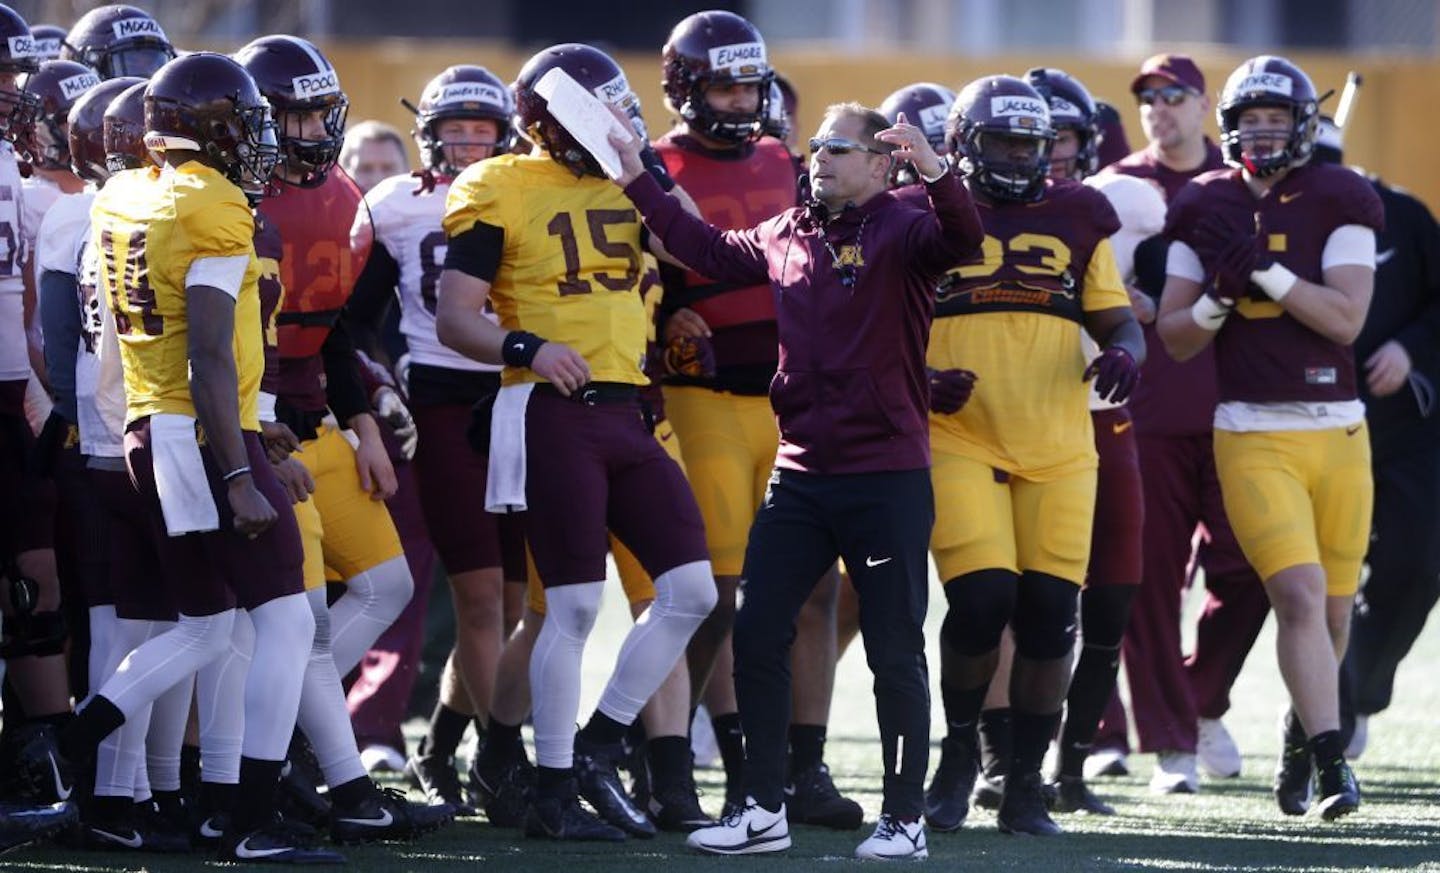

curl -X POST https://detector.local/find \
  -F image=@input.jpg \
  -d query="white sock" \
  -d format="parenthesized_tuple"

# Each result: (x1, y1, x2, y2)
(197, 612, 254, 785)
(598, 560, 716, 724)
(242, 593, 315, 761)
(296, 587, 366, 788)
(530, 581, 602, 769)
(329, 555, 413, 676)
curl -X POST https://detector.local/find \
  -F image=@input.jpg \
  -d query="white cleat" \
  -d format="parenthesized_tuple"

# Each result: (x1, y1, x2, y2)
(1197, 718, 1242, 778)
(1083, 747, 1130, 779)
(1345, 715, 1368, 761)
(686, 798, 790, 855)
(855, 814, 928, 860)
(1149, 751, 1199, 795)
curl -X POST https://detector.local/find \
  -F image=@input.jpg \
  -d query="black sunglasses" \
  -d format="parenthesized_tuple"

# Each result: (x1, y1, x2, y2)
(809, 136, 885, 158)
(1136, 85, 1195, 107)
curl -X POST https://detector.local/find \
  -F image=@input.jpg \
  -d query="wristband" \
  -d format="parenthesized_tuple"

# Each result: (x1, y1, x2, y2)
(256, 390, 277, 424)
(920, 163, 949, 184)
(1250, 262, 1297, 302)
(501, 331, 547, 368)
(222, 466, 252, 483)
(1190, 294, 1232, 331)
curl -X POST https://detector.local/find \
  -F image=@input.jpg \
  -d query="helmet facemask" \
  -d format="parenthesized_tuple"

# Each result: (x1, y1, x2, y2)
(275, 96, 348, 188)
(959, 126, 1054, 202)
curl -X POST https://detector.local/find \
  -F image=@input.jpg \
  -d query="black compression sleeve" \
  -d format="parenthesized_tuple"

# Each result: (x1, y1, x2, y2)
(444, 221, 505, 283)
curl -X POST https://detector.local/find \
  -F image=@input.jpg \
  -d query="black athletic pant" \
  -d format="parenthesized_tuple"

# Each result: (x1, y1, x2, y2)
(733, 467, 932, 818)
(1342, 440, 1440, 718)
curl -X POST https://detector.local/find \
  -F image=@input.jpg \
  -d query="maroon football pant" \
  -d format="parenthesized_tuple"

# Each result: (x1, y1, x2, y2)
(1095, 432, 1270, 753)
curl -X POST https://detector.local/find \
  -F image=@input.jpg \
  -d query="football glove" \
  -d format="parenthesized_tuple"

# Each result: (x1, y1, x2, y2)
(1083, 347, 1139, 403)
(928, 368, 976, 414)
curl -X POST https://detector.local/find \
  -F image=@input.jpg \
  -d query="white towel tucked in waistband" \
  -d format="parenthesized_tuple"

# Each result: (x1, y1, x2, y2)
(485, 383, 535, 513)
(150, 413, 220, 536)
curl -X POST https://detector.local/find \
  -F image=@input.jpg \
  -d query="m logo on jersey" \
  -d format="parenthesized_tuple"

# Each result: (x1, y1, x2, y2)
(834, 244, 864, 268)
(593, 73, 637, 112)
(438, 82, 506, 108)
(1235, 72, 1292, 97)
(112, 17, 166, 41)
(294, 70, 341, 98)
(6, 35, 36, 59)
(991, 96, 1047, 121)
(709, 42, 767, 77)
(60, 72, 101, 101)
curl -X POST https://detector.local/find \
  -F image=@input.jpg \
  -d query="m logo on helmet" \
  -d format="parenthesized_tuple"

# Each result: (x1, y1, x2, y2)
(293, 70, 341, 98)
(709, 42, 766, 77)
(1236, 73, 1293, 96)
(593, 73, 635, 108)
(991, 96, 1047, 120)
(113, 18, 166, 41)
(438, 82, 505, 108)
(6, 35, 36, 58)
(60, 72, 101, 101)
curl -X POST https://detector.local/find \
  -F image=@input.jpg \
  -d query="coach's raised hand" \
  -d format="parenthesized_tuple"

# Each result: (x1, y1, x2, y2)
(877, 111, 945, 181)
(609, 104, 648, 186)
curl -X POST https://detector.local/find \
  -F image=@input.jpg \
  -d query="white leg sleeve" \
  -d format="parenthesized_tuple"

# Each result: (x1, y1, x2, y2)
(100, 609, 235, 721)
(597, 560, 716, 725)
(242, 593, 316, 761)
(296, 587, 366, 788)
(197, 611, 254, 785)
(86, 605, 118, 702)
(328, 555, 413, 676)
(530, 581, 603, 769)
(94, 619, 157, 798)
(145, 631, 192, 794)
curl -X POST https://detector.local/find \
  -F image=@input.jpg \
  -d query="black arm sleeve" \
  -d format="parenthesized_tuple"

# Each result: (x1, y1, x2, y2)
(39, 270, 81, 423)
(348, 240, 400, 329)
(322, 318, 371, 424)
(444, 221, 505, 283)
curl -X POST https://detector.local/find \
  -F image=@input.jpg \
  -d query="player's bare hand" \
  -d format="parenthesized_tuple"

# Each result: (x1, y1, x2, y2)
(532, 342, 591, 396)
(227, 476, 277, 538)
(260, 419, 301, 463)
(271, 456, 315, 505)
(1365, 339, 1412, 397)
(663, 307, 711, 342)
(876, 112, 944, 180)
(607, 104, 645, 186)
(354, 435, 398, 501)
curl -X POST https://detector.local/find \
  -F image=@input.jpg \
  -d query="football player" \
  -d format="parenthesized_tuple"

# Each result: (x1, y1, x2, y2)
(880, 82, 955, 186)
(921, 75, 1143, 838)
(28, 24, 65, 62)
(651, 10, 860, 829)
(235, 34, 449, 843)
(21, 51, 346, 864)
(59, 4, 174, 80)
(1156, 55, 1381, 822)
(436, 43, 717, 842)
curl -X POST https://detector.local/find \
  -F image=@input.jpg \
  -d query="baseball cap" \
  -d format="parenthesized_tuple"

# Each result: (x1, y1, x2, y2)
(1130, 54, 1205, 95)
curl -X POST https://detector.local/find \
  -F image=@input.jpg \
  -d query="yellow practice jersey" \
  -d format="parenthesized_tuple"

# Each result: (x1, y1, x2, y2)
(443, 153, 647, 387)
(95, 163, 263, 429)
(929, 180, 1130, 480)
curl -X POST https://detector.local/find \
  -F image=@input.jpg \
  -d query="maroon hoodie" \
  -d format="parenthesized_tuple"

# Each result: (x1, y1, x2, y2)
(624, 170, 982, 474)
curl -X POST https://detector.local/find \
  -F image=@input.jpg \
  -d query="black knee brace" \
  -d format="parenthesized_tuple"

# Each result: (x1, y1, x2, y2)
(941, 569, 1019, 656)
(1080, 585, 1137, 650)
(1013, 571, 1079, 660)
(1, 610, 68, 658)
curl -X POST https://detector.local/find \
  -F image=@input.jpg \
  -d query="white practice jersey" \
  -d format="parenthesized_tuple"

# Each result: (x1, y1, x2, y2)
(360, 172, 499, 372)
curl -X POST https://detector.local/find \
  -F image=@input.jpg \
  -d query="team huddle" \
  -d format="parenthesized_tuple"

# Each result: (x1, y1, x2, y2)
(0, 1, 1403, 866)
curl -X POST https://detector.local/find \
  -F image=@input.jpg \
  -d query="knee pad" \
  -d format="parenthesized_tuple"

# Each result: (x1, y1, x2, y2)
(940, 569, 1019, 656)
(0, 609, 67, 658)
(652, 560, 718, 621)
(1079, 585, 1136, 650)
(1013, 572, 1080, 660)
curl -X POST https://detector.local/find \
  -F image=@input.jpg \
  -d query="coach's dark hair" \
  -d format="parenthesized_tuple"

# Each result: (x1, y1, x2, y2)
(823, 102, 895, 154)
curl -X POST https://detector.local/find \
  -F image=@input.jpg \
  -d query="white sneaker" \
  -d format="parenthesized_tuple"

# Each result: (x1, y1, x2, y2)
(690, 704, 720, 769)
(1197, 718, 1242, 778)
(1345, 715, 1368, 760)
(686, 798, 790, 855)
(1083, 746, 1130, 779)
(855, 814, 927, 860)
(1149, 751, 1199, 794)
(359, 744, 405, 774)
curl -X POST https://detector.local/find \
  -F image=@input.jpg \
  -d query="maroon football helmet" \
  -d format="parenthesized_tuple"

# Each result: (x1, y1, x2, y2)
(0, 5, 40, 143)
(13, 59, 101, 169)
(28, 24, 64, 61)
(879, 83, 955, 187)
(514, 43, 639, 178)
(662, 10, 772, 144)
(1025, 67, 1100, 180)
(409, 65, 512, 176)
(62, 4, 174, 80)
(102, 79, 149, 174)
(67, 74, 141, 181)
(144, 52, 278, 199)
(234, 35, 348, 188)
(947, 75, 1055, 202)
(1217, 55, 1319, 178)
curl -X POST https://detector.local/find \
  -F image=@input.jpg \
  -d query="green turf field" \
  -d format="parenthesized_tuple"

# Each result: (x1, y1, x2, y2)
(7, 566, 1439, 872)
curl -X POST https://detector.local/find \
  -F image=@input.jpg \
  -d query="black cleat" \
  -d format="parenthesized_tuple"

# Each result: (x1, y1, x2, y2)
(0, 801, 77, 855)
(1048, 776, 1115, 816)
(997, 773, 1062, 836)
(647, 771, 715, 833)
(193, 812, 230, 848)
(1274, 715, 1314, 817)
(329, 785, 454, 844)
(925, 733, 979, 832)
(785, 762, 863, 831)
(223, 816, 346, 865)
(406, 753, 478, 817)
(13, 725, 77, 805)
(470, 753, 534, 829)
(525, 791, 627, 842)
(575, 736, 655, 838)
(276, 759, 331, 829)
(1314, 758, 1360, 821)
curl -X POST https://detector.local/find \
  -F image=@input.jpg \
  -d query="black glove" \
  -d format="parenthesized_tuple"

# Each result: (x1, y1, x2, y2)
(928, 368, 976, 414)
(1083, 347, 1140, 404)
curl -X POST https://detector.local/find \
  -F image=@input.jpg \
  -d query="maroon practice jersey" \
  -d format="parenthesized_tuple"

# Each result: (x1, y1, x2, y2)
(254, 209, 284, 396)
(1166, 162, 1385, 405)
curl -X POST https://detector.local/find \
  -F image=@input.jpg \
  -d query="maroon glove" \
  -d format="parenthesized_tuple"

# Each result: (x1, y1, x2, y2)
(928, 368, 977, 414)
(1083, 347, 1139, 403)
(1192, 212, 1272, 301)
(662, 335, 716, 378)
